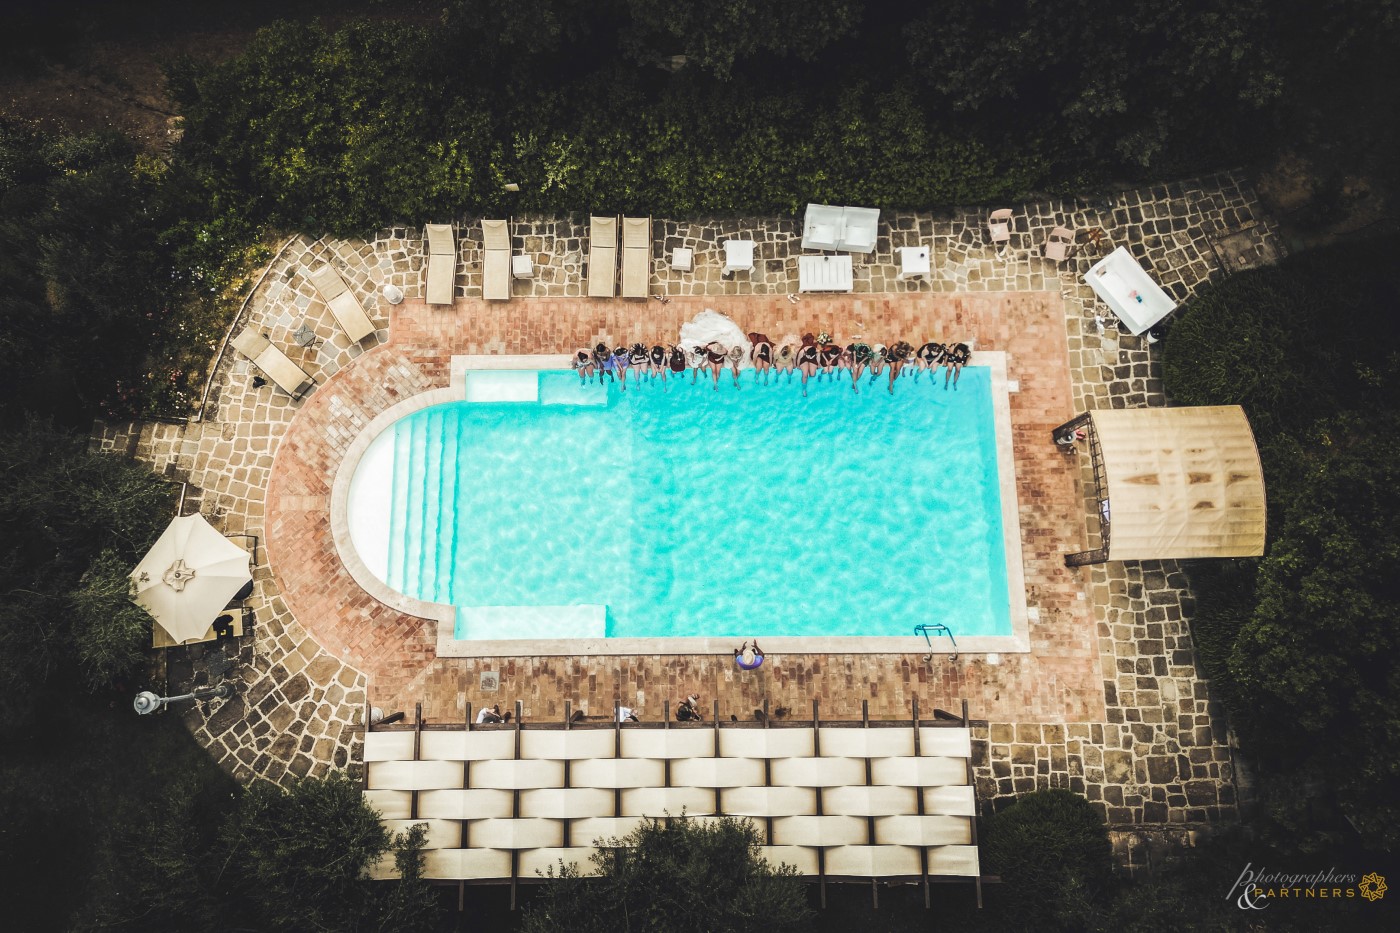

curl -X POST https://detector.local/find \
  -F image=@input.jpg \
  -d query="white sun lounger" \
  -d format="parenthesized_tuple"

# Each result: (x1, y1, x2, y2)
(587, 216, 618, 298)
(588, 214, 616, 294)
(481, 219, 511, 301)
(307, 264, 375, 343)
(798, 254, 854, 292)
(620, 216, 651, 298)
(230, 330, 314, 399)
(424, 223, 456, 305)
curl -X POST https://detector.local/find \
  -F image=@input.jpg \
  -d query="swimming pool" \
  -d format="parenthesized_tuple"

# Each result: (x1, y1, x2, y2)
(346, 360, 1026, 654)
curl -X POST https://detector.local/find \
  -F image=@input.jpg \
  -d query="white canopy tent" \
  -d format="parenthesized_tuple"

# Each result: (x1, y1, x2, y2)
(130, 513, 252, 644)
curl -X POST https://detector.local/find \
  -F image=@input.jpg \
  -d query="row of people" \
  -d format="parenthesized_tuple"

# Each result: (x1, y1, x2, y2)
(572, 335, 971, 396)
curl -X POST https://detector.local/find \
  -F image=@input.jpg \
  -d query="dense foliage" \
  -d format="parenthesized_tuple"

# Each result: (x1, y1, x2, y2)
(165, 0, 1398, 238)
(1163, 237, 1400, 851)
(982, 789, 1114, 930)
(522, 816, 813, 933)
(0, 419, 177, 718)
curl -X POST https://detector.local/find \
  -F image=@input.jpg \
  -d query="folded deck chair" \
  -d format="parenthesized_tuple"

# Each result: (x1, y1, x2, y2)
(481, 219, 511, 301)
(424, 224, 456, 305)
(587, 216, 618, 298)
(620, 216, 651, 299)
(307, 265, 375, 343)
(231, 330, 314, 399)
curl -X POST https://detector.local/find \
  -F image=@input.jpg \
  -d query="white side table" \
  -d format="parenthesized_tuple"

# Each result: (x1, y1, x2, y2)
(382, 284, 405, 305)
(511, 254, 535, 279)
(672, 247, 694, 272)
(896, 246, 930, 281)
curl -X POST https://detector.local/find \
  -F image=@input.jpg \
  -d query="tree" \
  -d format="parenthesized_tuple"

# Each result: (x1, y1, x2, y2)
(0, 419, 176, 716)
(981, 789, 1113, 931)
(620, 0, 863, 80)
(218, 774, 440, 933)
(522, 815, 813, 933)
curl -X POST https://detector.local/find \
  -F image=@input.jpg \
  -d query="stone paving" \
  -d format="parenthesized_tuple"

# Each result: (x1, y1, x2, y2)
(95, 172, 1281, 845)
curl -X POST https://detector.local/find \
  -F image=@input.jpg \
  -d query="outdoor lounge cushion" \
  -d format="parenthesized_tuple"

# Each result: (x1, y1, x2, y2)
(307, 264, 375, 343)
(424, 223, 456, 305)
(230, 330, 314, 398)
(587, 216, 618, 298)
(620, 216, 651, 298)
(481, 219, 511, 301)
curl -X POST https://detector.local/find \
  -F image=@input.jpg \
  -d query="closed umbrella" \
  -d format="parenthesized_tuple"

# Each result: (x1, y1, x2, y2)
(130, 514, 252, 644)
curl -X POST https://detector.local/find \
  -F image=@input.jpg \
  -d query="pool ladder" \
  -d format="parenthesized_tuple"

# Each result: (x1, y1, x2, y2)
(914, 623, 958, 662)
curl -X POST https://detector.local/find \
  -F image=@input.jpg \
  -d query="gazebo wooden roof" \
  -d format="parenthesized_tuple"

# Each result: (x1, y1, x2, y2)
(1055, 405, 1267, 566)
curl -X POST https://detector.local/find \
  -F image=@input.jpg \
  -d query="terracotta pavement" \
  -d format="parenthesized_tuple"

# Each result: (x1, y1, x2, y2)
(264, 292, 1104, 724)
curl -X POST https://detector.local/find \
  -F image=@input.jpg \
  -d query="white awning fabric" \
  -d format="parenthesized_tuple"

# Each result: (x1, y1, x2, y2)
(1090, 405, 1266, 560)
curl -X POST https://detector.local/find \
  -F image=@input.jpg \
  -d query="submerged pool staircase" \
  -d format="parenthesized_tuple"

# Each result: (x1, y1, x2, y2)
(386, 400, 609, 640)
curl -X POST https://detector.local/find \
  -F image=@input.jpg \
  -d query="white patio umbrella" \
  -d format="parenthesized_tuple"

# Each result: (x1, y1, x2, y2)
(130, 513, 251, 644)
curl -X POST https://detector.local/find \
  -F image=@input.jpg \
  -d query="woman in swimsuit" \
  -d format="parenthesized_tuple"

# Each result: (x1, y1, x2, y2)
(704, 342, 728, 390)
(748, 332, 775, 385)
(795, 334, 820, 397)
(594, 342, 613, 383)
(612, 346, 630, 391)
(727, 345, 744, 387)
(886, 341, 913, 393)
(946, 342, 971, 388)
(668, 344, 688, 386)
(629, 343, 650, 385)
(573, 349, 595, 383)
(848, 342, 872, 393)
(650, 344, 667, 386)
(914, 342, 946, 382)
(817, 341, 842, 382)
(868, 344, 888, 383)
(686, 345, 705, 384)
(775, 343, 796, 382)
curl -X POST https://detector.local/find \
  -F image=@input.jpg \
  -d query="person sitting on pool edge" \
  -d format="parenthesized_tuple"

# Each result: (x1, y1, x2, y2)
(946, 341, 971, 388)
(703, 342, 728, 389)
(573, 348, 595, 383)
(629, 342, 650, 385)
(726, 344, 744, 387)
(612, 346, 631, 391)
(886, 341, 914, 393)
(748, 332, 775, 384)
(775, 342, 796, 382)
(650, 344, 667, 385)
(795, 335, 820, 397)
(913, 341, 946, 382)
(848, 342, 873, 393)
(594, 342, 613, 382)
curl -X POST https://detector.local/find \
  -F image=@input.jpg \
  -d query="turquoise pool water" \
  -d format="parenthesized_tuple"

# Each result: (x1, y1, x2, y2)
(381, 368, 1011, 641)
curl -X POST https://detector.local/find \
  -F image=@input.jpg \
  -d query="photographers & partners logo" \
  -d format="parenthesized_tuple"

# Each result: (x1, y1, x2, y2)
(1227, 863, 1387, 909)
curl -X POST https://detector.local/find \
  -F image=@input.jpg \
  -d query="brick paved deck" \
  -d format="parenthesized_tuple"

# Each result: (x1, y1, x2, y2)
(267, 290, 1099, 723)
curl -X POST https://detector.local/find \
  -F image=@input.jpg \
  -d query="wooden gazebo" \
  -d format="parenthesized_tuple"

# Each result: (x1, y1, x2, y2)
(1053, 406, 1266, 566)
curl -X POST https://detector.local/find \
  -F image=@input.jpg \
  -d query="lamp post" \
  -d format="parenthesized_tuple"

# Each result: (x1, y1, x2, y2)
(133, 682, 235, 716)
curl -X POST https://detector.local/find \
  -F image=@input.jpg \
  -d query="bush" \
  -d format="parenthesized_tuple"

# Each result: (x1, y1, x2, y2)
(982, 789, 1113, 931)
(1164, 239, 1400, 851)
(522, 815, 813, 933)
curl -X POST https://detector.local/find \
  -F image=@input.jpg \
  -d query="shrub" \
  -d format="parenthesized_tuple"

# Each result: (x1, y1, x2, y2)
(982, 789, 1113, 931)
(522, 815, 813, 933)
